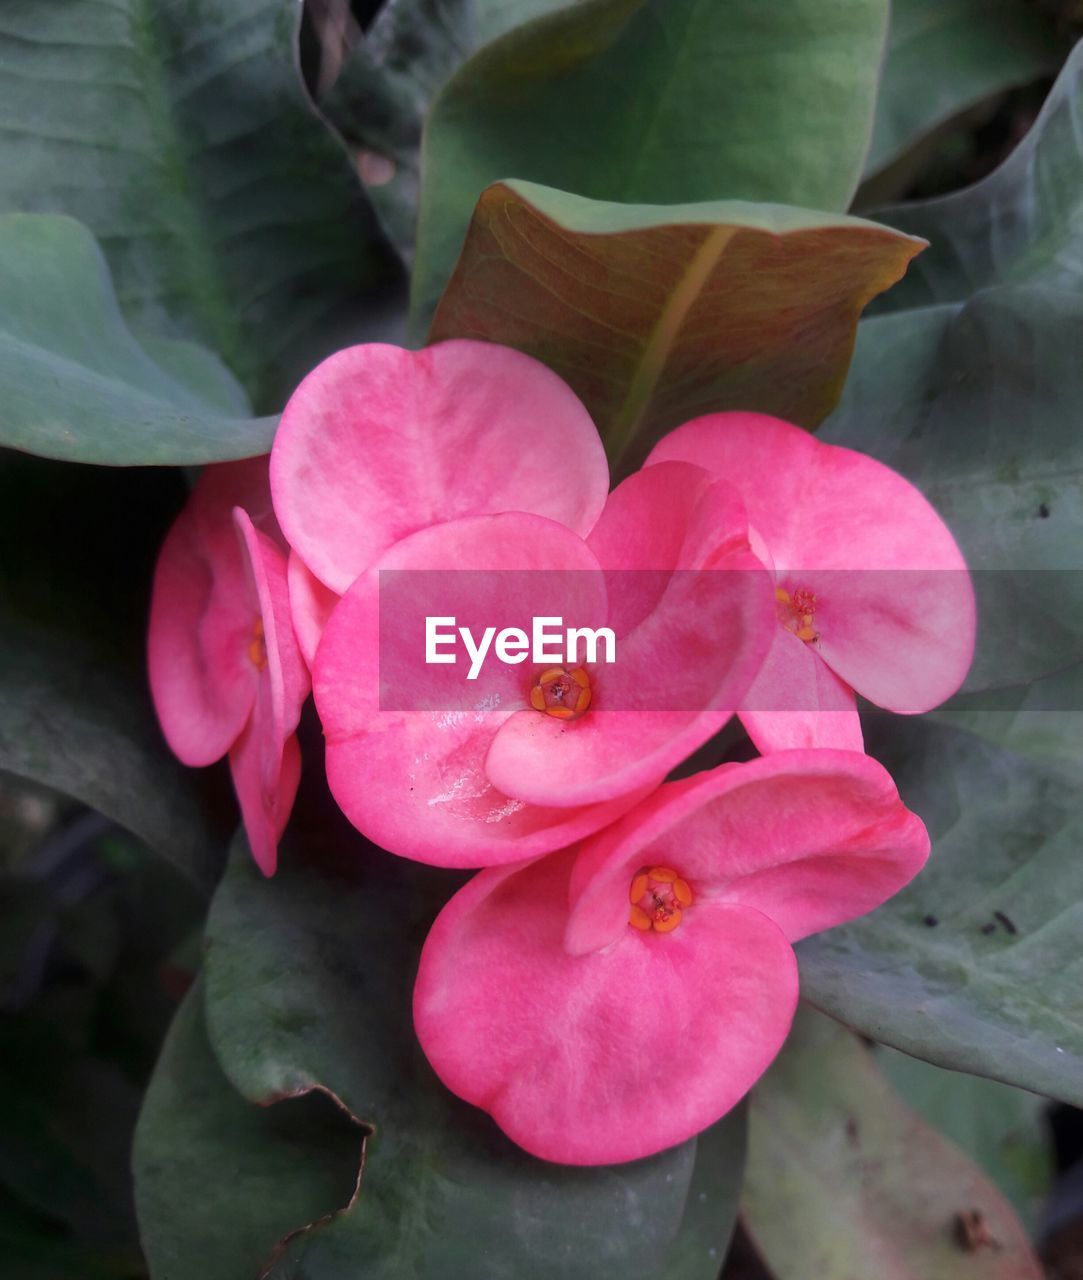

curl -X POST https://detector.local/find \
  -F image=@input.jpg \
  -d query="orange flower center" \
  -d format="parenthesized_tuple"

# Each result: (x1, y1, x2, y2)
(529, 666, 592, 720)
(775, 585, 819, 644)
(247, 617, 268, 670)
(629, 865, 693, 934)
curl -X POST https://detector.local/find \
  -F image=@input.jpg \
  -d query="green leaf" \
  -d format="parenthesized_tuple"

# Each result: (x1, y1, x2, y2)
(317, 0, 573, 254)
(0, 214, 278, 465)
(412, 0, 891, 330)
(133, 982, 366, 1280)
(0, 625, 224, 891)
(0, 0, 396, 406)
(824, 293, 1083, 697)
(472, 0, 585, 39)
(868, 38, 1083, 307)
(133, 332, 252, 416)
(742, 1006, 1043, 1280)
(199, 835, 746, 1277)
(823, 49, 1083, 702)
(878, 1048, 1053, 1231)
(0, 454, 227, 890)
(798, 716, 1083, 1107)
(430, 180, 923, 470)
(932, 665, 1083, 774)
(864, 0, 1060, 179)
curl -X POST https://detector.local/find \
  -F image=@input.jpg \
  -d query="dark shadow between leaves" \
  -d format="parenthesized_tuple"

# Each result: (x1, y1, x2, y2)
(253, 1085, 371, 1280)
(133, 982, 370, 1280)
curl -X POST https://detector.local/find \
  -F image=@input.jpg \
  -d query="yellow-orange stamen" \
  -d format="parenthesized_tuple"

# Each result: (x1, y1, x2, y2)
(776, 584, 819, 644)
(628, 865, 694, 933)
(247, 617, 267, 670)
(529, 666, 592, 720)
(629, 905, 652, 931)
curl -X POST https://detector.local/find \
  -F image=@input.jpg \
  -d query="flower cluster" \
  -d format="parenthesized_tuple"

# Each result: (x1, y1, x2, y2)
(148, 340, 974, 1165)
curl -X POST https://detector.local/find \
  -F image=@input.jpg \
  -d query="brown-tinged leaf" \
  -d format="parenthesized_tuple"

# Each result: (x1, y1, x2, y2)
(742, 1006, 1044, 1280)
(430, 180, 924, 471)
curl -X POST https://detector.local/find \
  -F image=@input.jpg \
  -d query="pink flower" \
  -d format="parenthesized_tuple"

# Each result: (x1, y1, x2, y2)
(268, 338, 775, 867)
(147, 460, 309, 875)
(414, 750, 929, 1165)
(647, 413, 976, 753)
(311, 457, 774, 867)
(269, 339, 612, 659)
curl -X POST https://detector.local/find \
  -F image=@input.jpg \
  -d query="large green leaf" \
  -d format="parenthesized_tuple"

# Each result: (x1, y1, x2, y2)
(133, 982, 366, 1280)
(412, 0, 891, 329)
(868, 38, 1083, 307)
(0, 214, 278, 465)
(798, 716, 1083, 1107)
(864, 0, 1060, 179)
(0, 454, 227, 890)
(198, 834, 746, 1278)
(0, 0, 396, 407)
(815, 227, 1074, 1119)
(932, 665, 1083, 774)
(823, 49, 1083, 700)
(823, 293, 1083, 696)
(430, 180, 923, 469)
(742, 1006, 1043, 1280)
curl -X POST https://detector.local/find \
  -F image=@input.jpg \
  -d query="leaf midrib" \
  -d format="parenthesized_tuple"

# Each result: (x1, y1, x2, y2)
(607, 224, 736, 464)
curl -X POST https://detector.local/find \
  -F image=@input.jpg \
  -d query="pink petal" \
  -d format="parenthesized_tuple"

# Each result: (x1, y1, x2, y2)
(324, 721, 653, 867)
(148, 464, 269, 766)
(313, 512, 647, 866)
(287, 550, 340, 669)
(414, 848, 797, 1165)
(230, 512, 310, 874)
(567, 750, 929, 955)
(229, 725, 301, 878)
(270, 341, 609, 593)
(648, 413, 975, 712)
(234, 512, 310, 783)
(807, 568, 975, 713)
(147, 459, 304, 870)
(739, 625, 863, 753)
(485, 463, 774, 805)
